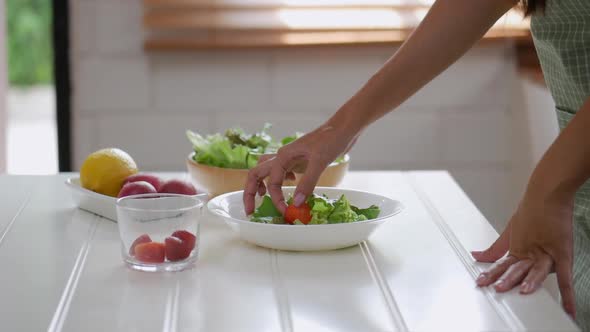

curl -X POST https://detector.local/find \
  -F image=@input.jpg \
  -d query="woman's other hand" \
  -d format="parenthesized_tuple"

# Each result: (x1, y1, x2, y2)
(471, 191, 576, 318)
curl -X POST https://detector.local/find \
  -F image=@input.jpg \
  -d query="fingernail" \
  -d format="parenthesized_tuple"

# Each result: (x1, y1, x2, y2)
(476, 274, 488, 284)
(521, 282, 533, 294)
(494, 280, 505, 290)
(293, 193, 306, 206)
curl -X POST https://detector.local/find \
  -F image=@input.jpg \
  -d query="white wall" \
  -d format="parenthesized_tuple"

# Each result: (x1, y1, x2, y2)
(508, 76, 559, 222)
(70, 0, 528, 228)
(520, 77, 559, 165)
(0, 0, 7, 173)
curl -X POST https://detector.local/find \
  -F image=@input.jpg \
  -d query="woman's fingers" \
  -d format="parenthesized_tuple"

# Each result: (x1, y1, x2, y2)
(520, 254, 552, 294)
(267, 157, 289, 213)
(494, 259, 534, 292)
(257, 181, 267, 197)
(244, 161, 273, 214)
(475, 249, 572, 317)
(257, 154, 275, 165)
(476, 255, 519, 286)
(555, 258, 576, 319)
(472, 225, 511, 263)
(285, 171, 296, 181)
(293, 156, 326, 206)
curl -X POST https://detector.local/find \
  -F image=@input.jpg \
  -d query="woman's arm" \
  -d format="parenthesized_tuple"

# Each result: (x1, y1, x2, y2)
(527, 99, 590, 202)
(244, 0, 519, 213)
(330, 0, 518, 132)
(472, 97, 590, 318)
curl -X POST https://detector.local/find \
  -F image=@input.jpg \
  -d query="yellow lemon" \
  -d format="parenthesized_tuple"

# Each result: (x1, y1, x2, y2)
(80, 148, 139, 197)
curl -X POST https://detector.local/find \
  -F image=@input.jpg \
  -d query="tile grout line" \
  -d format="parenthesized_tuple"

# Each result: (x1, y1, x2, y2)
(403, 172, 525, 332)
(270, 249, 294, 332)
(359, 241, 408, 332)
(47, 216, 100, 332)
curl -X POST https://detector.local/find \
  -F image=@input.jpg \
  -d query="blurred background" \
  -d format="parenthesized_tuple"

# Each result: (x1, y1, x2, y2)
(3, 0, 57, 174)
(0, 0, 561, 232)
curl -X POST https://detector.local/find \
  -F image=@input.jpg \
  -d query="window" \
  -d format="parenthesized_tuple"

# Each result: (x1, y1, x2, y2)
(142, 0, 530, 49)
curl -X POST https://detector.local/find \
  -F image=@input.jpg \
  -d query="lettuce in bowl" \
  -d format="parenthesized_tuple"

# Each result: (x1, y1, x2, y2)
(250, 193, 380, 225)
(187, 123, 303, 169)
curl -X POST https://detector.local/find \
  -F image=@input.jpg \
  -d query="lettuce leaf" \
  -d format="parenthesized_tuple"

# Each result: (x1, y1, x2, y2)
(351, 205, 380, 220)
(188, 124, 346, 170)
(252, 195, 282, 218)
(307, 194, 334, 225)
(249, 193, 380, 225)
(327, 195, 361, 223)
(187, 123, 300, 169)
(187, 131, 258, 169)
(280, 132, 304, 146)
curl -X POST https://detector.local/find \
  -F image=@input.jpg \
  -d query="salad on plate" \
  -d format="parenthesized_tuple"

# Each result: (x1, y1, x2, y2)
(250, 194, 380, 225)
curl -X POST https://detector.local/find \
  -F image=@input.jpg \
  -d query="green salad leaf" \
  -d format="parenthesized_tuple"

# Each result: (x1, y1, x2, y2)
(280, 132, 303, 146)
(307, 194, 334, 225)
(252, 195, 281, 218)
(352, 205, 381, 220)
(187, 131, 259, 169)
(328, 195, 363, 223)
(251, 196, 286, 224)
(187, 124, 347, 169)
(249, 193, 380, 225)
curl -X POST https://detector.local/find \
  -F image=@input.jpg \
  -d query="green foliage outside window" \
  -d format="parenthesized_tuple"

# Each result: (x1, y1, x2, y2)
(6, 0, 53, 86)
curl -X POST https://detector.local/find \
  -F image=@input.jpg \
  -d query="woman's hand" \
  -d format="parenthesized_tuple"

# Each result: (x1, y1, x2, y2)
(243, 121, 358, 215)
(471, 191, 576, 318)
(472, 97, 590, 320)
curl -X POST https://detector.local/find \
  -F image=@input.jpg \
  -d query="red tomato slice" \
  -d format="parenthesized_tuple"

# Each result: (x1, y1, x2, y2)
(284, 203, 312, 225)
(165, 236, 193, 261)
(129, 234, 152, 255)
(171, 230, 196, 251)
(134, 242, 166, 263)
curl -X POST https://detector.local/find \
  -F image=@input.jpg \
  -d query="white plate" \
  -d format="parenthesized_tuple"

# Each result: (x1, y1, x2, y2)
(207, 187, 405, 251)
(65, 177, 207, 222)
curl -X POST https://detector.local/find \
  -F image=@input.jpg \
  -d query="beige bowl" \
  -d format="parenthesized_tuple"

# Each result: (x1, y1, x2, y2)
(186, 153, 349, 197)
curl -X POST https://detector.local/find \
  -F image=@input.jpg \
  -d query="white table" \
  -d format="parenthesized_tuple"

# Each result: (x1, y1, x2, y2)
(0, 172, 579, 332)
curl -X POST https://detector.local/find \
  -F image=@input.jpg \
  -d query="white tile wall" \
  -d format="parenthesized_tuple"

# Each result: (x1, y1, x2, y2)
(349, 108, 442, 169)
(441, 110, 511, 165)
(404, 44, 514, 110)
(75, 58, 149, 113)
(95, 114, 212, 171)
(212, 111, 329, 137)
(70, 1, 96, 55)
(152, 52, 272, 112)
(449, 168, 515, 231)
(69, 0, 529, 224)
(95, 0, 144, 55)
(519, 77, 558, 164)
(272, 48, 387, 111)
(72, 115, 98, 169)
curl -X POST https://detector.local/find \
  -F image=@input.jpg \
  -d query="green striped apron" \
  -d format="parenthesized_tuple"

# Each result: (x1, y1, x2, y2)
(531, 0, 590, 329)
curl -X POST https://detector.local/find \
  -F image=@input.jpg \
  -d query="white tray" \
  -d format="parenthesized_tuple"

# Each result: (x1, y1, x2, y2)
(65, 177, 119, 221)
(65, 177, 207, 222)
